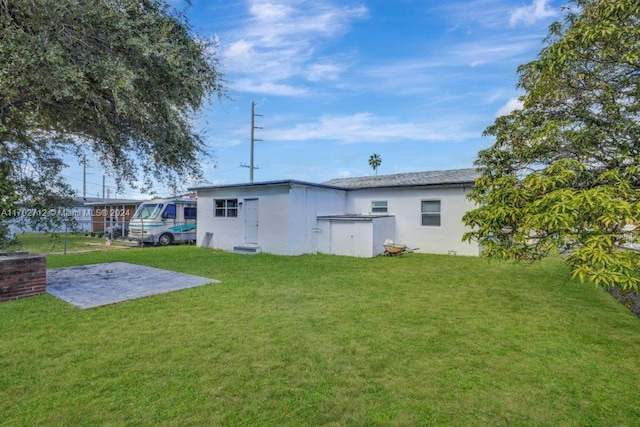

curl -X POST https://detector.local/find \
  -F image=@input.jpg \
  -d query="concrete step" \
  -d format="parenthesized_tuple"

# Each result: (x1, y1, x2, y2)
(232, 245, 261, 255)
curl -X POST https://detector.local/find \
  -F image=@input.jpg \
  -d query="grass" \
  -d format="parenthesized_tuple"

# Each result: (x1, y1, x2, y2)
(11, 232, 137, 254)
(1, 247, 639, 425)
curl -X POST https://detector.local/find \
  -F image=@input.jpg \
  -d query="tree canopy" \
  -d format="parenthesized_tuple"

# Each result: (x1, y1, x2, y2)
(0, 0, 224, 240)
(463, 0, 640, 291)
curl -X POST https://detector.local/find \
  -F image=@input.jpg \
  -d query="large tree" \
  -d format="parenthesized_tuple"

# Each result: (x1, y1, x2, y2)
(463, 0, 640, 292)
(0, 0, 224, 241)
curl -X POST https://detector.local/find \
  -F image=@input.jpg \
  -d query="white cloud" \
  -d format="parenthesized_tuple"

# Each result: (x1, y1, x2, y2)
(509, 0, 558, 27)
(441, 0, 515, 30)
(265, 113, 480, 144)
(442, 0, 558, 31)
(219, 0, 367, 96)
(307, 62, 344, 82)
(224, 40, 254, 67)
(231, 79, 309, 96)
(452, 35, 542, 67)
(358, 35, 541, 95)
(495, 97, 523, 117)
(245, 1, 367, 43)
(249, 2, 293, 21)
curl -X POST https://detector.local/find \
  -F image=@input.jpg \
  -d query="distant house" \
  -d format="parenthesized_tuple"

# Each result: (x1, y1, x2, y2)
(8, 197, 112, 235)
(189, 168, 480, 257)
(82, 198, 144, 233)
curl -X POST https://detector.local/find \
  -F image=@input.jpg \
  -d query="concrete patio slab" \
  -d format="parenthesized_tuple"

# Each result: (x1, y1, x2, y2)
(47, 262, 219, 309)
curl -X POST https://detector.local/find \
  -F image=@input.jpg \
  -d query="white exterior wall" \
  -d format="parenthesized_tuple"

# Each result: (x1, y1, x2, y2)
(372, 216, 395, 255)
(196, 181, 479, 257)
(347, 221, 371, 257)
(288, 185, 347, 255)
(197, 183, 346, 255)
(317, 216, 394, 257)
(197, 185, 290, 253)
(346, 186, 479, 256)
(316, 219, 370, 257)
(316, 219, 331, 255)
(248, 188, 291, 255)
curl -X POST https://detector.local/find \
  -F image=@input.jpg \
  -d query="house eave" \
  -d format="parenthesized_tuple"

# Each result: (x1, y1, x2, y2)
(317, 214, 394, 221)
(342, 181, 476, 190)
(82, 199, 145, 206)
(188, 179, 346, 192)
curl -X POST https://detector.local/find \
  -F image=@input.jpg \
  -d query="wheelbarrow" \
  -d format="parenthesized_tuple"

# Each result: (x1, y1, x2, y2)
(383, 244, 409, 256)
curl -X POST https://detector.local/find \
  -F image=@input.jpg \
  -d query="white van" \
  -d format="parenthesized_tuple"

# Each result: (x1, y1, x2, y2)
(128, 197, 197, 245)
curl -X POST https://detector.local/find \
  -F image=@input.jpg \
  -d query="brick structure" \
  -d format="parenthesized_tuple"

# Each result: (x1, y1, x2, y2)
(0, 254, 47, 302)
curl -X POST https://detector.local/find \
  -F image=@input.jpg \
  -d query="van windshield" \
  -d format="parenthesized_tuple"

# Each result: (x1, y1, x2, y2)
(133, 204, 163, 219)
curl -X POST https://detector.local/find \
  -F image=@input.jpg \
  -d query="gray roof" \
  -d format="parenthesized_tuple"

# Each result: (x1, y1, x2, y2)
(80, 197, 145, 206)
(189, 179, 345, 192)
(323, 168, 480, 189)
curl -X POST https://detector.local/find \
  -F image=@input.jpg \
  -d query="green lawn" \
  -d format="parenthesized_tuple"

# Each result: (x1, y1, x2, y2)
(1, 247, 639, 426)
(12, 232, 136, 254)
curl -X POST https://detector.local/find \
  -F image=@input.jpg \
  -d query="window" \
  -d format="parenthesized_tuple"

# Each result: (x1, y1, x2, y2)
(184, 206, 197, 220)
(215, 199, 238, 218)
(421, 200, 441, 226)
(371, 201, 388, 213)
(162, 204, 176, 219)
(133, 203, 163, 220)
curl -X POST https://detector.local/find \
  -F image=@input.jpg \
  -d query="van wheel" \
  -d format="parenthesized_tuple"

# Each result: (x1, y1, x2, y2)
(158, 233, 173, 246)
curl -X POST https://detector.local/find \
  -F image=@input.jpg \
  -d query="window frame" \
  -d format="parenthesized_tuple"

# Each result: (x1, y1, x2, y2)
(214, 199, 238, 218)
(162, 204, 176, 219)
(421, 199, 441, 227)
(184, 206, 197, 220)
(133, 203, 163, 220)
(371, 200, 388, 213)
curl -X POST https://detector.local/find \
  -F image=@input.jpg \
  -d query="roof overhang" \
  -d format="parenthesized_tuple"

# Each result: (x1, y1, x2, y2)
(83, 199, 144, 206)
(317, 214, 394, 221)
(342, 181, 476, 190)
(189, 179, 346, 192)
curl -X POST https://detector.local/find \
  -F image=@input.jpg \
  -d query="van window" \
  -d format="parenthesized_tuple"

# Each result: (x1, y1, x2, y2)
(184, 206, 197, 219)
(162, 204, 176, 219)
(133, 203, 163, 219)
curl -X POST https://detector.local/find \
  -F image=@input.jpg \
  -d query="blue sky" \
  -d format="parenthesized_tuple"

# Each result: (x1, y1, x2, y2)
(66, 0, 565, 199)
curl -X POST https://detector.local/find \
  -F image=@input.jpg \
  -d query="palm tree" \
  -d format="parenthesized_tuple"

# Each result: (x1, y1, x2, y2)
(368, 153, 382, 175)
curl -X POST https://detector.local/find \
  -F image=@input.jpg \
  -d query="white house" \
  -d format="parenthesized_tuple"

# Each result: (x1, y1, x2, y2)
(189, 168, 480, 257)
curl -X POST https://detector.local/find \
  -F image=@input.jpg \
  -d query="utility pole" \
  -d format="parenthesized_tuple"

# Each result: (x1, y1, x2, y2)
(80, 154, 89, 198)
(102, 175, 106, 234)
(245, 101, 263, 183)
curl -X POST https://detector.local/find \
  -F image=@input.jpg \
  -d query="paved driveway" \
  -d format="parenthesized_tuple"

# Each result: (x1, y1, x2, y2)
(47, 262, 219, 309)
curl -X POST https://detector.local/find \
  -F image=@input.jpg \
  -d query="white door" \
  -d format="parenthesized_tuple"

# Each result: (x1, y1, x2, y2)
(330, 221, 355, 256)
(244, 199, 259, 244)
